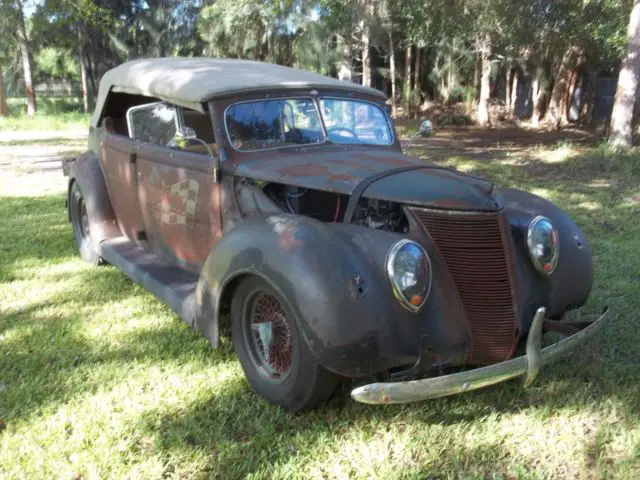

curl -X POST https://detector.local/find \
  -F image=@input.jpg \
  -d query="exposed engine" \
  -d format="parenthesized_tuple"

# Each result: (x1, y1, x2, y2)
(260, 182, 408, 233)
(262, 184, 342, 222)
(351, 198, 409, 233)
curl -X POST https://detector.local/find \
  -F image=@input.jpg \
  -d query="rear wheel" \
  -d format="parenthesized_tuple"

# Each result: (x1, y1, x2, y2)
(69, 182, 103, 265)
(231, 276, 339, 411)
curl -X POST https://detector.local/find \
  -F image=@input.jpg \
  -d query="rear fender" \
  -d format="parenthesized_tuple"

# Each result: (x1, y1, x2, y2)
(68, 151, 121, 251)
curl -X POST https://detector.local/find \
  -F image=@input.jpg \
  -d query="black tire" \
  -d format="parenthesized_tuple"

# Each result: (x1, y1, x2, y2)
(231, 276, 339, 412)
(69, 182, 103, 265)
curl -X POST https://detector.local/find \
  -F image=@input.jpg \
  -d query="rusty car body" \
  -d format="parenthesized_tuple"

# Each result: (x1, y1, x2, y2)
(65, 58, 608, 411)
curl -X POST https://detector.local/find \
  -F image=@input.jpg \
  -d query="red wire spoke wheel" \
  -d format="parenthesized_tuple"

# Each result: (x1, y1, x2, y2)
(231, 276, 340, 411)
(248, 293, 294, 381)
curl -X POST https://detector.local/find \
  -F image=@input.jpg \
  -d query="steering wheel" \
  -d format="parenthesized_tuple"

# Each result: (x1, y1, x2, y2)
(327, 127, 360, 141)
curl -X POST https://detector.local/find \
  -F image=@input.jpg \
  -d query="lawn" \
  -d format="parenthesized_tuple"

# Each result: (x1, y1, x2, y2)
(1, 129, 639, 479)
(0, 112, 89, 132)
(1, 99, 89, 131)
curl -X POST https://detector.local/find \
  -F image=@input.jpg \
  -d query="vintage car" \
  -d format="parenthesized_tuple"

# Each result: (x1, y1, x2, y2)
(64, 58, 609, 411)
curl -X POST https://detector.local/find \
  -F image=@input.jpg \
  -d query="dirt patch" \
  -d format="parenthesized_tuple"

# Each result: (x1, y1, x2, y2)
(0, 132, 86, 173)
(0, 131, 86, 197)
(404, 126, 600, 162)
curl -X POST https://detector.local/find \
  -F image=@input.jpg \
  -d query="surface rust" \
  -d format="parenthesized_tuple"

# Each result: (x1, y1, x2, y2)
(411, 207, 520, 365)
(87, 83, 596, 384)
(233, 148, 497, 211)
(101, 132, 220, 272)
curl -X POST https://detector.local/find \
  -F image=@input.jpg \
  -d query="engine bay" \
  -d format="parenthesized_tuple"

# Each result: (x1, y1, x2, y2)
(259, 182, 408, 233)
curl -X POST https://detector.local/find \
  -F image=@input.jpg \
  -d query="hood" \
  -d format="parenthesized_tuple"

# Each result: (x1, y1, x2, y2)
(233, 148, 499, 211)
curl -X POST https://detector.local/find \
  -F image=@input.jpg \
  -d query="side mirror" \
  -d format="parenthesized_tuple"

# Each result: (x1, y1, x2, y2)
(175, 127, 198, 141)
(404, 119, 433, 154)
(419, 119, 433, 138)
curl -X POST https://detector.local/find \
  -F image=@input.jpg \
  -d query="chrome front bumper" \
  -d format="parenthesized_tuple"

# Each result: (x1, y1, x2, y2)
(351, 306, 610, 405)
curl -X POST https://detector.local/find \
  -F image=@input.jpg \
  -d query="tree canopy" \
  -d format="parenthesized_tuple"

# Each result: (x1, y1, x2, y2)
(0, 0, 635, 133)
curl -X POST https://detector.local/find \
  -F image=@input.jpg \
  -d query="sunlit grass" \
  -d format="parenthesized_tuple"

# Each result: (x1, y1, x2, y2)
(0, 112, 89, 132)
(1, 135, 640, 478)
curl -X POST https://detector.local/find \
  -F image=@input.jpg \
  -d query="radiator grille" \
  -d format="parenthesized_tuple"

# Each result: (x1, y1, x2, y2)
(410, 208, 520, 364)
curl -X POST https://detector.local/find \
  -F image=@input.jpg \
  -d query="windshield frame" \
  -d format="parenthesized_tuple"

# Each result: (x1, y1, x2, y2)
(223, 96, 328, 153)
(222, 95, 395, 153)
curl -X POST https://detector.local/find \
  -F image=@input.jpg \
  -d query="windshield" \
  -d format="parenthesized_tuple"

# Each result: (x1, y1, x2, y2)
(320, 98, 393, 145)
(225, 98, 324, 151)
(225, 97, 393, 151)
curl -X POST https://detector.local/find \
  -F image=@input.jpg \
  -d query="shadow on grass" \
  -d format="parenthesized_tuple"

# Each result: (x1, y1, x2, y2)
(0, 193, 231, 425)
(129, 347, 640, 477)
(0, 266, 237, 426)
(0, 195, 75, 281)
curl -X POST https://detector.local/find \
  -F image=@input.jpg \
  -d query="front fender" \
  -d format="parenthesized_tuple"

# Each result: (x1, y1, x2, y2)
(196, 215, 435, 377)
(499, 187, 593, 323)
(68, 151, 121, 251)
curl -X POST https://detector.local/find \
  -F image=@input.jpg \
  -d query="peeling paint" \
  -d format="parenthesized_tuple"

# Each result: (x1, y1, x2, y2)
(268, 215, 302, 250)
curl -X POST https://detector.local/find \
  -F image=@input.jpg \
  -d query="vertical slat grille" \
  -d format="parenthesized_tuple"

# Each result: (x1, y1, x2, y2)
(410, 208, 520, 364)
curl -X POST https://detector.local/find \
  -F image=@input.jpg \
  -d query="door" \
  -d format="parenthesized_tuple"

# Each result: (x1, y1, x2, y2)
(100, 132, 145, 242)
(127, 102, 221, 272)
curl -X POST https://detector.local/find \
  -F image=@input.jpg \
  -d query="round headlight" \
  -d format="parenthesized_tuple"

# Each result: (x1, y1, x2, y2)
(386, 240, 431, 312)
(527, 215, 559, 275)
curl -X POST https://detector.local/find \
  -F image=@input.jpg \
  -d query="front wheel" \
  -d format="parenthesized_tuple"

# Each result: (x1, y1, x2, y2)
(69, 182, 103, 265)
(231, 276, 339, 411)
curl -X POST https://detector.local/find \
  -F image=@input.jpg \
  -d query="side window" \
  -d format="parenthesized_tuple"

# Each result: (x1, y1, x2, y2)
(127, 102, 178, 145)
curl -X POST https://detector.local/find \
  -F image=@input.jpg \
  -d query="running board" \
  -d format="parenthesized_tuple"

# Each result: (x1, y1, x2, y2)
(100, 237, 200, 326)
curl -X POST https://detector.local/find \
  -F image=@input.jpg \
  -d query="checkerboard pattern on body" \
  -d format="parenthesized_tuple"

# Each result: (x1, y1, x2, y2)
(161, 179, 199, 225)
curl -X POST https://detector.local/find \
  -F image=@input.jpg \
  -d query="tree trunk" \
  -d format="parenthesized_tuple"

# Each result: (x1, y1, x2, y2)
(80, 56, 89, 113)
(511, 68, 519, 114)
(15, 0, 36, 115)
(566, 63, 584, 123)
(582, 68, 598, 125)
(87, 54, 98, 100)
(361, 29, 371, 87)
(389, 31, 397, 116)
(78, 26, 90, 114)
(0, 65, 8, 116)
(254, 23, 265, 61)
(548, 46, 583, 129)
(435, 53, 445, 101)
(404, 44, 413, 116)
(413, 46, 422, 107)
(505, 63, 511, 107)
(337, 40, 354, 81)
(473, 53, 480, 103)
(531, 74, 540, 127)
(532, 62, 550, 126)
(360, 0, 373, 88)
(477, 33, 491, 126)
(610, 0, 640, 146)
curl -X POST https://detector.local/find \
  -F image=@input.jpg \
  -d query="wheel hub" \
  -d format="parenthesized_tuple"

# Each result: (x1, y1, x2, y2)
(80, 201, 90, 237)
(253, 322, 274, 361)
(249, 293, 293, 380)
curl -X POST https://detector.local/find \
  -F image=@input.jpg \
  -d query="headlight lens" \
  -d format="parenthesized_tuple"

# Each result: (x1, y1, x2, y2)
(527, 216, 559, 275)
(386, 240, 431, 311)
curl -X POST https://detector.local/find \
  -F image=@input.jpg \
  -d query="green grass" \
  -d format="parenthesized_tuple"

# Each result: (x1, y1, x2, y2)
(1, 135, 640, 478)
(0, 111, 89, 132)
(1, 97, 89, 131)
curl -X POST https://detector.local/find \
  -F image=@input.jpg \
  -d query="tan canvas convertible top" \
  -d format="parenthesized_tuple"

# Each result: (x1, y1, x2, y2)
(91, 57, 387, 127)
